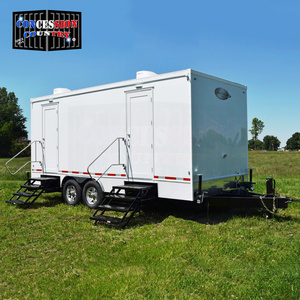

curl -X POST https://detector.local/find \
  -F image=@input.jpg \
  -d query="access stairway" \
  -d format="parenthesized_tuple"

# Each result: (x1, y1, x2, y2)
(90, 183, 157, 228)
(6, 176, 60, 208)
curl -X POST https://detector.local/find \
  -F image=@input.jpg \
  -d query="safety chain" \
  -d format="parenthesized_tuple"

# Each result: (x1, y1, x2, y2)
(260, 195, 277, 214)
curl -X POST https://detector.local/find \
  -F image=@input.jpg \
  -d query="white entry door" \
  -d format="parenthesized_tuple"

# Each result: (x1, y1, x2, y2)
(43, 104, 59, 173)
(126, 89, 153, 179)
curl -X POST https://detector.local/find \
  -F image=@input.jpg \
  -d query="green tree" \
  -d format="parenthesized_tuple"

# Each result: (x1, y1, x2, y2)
(248, 139, 263, 150)
(286, 132, 300, 150)
(0, 87, 27, 157)
(263, 135, 280, 151)
(249, 118, 264, 150)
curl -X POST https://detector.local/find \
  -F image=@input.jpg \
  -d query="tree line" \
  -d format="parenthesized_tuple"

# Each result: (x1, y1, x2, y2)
(0, 87, 28, 157)
(248, 117, 300, 151)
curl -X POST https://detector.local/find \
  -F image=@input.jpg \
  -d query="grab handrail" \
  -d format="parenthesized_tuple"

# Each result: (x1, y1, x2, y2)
(87, 137, 132, 181)
(5, 140, 44, 175)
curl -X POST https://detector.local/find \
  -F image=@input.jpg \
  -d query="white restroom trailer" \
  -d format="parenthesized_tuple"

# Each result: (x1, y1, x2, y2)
(30, 69, 248, 208)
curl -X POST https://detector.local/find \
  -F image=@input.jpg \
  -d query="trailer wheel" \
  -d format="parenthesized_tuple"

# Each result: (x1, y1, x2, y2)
(82, 181, 103, 209)
(63, 179, 82, 206)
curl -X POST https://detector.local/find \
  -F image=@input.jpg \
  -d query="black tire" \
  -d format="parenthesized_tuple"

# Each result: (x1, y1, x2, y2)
(63, 179, 82, 206)
(82, 181, 103, 209)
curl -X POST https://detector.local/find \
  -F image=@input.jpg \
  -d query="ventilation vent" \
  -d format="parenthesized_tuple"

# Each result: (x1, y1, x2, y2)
(136, 71, 157, 79)
(53, 88, 71, 95)
(215, 87, 231, 100)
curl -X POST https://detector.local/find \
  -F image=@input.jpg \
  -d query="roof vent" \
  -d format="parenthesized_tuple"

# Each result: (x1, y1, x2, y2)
(53, 88, 71, 95)
(136, 70, 157, 79)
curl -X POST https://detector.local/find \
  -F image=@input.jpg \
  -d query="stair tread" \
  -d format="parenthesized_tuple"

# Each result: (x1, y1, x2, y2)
(113, 185, 151, 191)
(90, 215, 123, 224)
(21, 184, 42, 190)
(106, 194, 136, 201)
(9, 199, 26, 205)
(29, 177, 57, 182)
(13, 192, 34, 197)
(99, 204, 134, 212)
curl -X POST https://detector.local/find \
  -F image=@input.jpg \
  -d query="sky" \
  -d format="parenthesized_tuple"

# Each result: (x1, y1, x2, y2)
(1, 0, 300, 147)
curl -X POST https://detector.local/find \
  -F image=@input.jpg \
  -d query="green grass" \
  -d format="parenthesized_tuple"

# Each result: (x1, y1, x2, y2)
(249, 151, 300, 199)
(0, 153, 299, 299)
(0, 156, 31, 180)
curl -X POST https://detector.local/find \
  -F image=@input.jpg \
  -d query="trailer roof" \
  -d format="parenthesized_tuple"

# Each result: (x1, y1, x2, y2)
(30, 69, 247, 103)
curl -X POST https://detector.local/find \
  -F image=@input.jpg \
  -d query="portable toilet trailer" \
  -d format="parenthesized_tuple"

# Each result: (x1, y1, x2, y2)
(25, 69, 248, 209)
(6, 68, 291, 226)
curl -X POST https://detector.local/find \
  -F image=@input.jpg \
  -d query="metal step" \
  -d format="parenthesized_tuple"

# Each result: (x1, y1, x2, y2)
(13, 192, 34, 197)
(21, 184, 42, 190)
(105, 194, 136, 202)
(91, 183, 155, 228)
(98, 204, 134, 212)
(6, 177, 60, 208)
(29, 177, 57, 182)
(113, 185, 151, 191)
(8, 199, 26, 205)
(90, 214, 123, 225)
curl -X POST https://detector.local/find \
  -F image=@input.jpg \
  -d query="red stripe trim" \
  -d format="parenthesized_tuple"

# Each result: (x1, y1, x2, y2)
(59, 171, 136, 178)
(36, 169, 42, 172)
(183, 178, 190, 181)
(154, 176, 159, 179)
(165, 176, 176, 180)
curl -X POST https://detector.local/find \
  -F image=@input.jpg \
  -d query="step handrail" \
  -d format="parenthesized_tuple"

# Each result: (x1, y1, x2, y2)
(87, 137, 132, 181)
(5, 140, 44, 175)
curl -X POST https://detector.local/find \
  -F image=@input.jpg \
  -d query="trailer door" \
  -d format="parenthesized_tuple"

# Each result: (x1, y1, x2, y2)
(42, 104, 59, 173)
(126, 89, 153, 180)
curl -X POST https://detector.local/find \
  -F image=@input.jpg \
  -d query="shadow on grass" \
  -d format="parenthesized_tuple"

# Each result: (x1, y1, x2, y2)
(30, 193, 63, 209)
(131, 198, 300, 228)
(7, 192, 299, 228)
(137, 200, 252, 227)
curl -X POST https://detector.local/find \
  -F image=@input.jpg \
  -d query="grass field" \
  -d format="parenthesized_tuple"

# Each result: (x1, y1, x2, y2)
(0, 152, 299, 299)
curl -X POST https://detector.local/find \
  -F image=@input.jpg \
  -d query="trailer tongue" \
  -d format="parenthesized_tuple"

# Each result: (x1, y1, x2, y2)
(196, 175, 292, 215)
